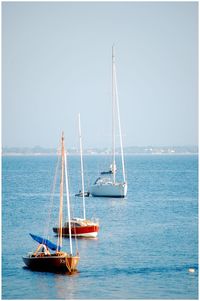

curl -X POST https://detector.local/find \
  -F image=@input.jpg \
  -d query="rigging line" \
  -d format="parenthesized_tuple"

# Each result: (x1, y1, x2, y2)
(114, 59, 126, 183)
(57, 134, 65, 250)
(78, 113, 86, 220)
(43, 144, 61, 240)
(82, 153, 90, 192)
(65, 139, 78, 253)
(70, 199, 79, 254)
(85, 167, 90, 192)
(62, 155, 79, 254)
(64, 147, 73, 255)
(112, 45, 116, 184)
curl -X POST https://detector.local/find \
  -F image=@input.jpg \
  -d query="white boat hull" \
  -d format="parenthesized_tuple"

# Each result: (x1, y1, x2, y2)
(71, 231, 98, 238)
(90, 182, 127, 198)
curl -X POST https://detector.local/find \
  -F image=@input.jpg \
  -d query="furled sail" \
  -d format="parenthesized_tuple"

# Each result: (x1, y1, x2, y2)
(29, 233, 61, 251)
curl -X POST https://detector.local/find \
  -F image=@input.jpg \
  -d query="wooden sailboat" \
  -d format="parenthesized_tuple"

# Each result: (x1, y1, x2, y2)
(90, 46, 128, 198)
(53, 114, 99, 238)
(22, 133, 80, 272)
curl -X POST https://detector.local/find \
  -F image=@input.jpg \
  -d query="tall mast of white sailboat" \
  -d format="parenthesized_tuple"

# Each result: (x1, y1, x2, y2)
(63, 134, 73, 255)
(112, 45, 116, 184)
(78, 113, 86, 220)
(114, 68, 126, 183)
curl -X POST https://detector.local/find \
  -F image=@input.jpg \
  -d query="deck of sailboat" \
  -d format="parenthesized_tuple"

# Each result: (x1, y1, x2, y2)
(93, 177, 126, 186)
(69, 218, 99, 226)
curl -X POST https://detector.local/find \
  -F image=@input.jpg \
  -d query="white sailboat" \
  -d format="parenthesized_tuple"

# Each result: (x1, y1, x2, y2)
(90, 46, 127, 198)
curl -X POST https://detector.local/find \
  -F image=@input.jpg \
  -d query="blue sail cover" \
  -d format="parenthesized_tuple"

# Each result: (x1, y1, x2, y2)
(29, 233, 61, 251)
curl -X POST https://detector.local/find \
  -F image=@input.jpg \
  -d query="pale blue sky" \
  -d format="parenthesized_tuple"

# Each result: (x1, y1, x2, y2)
(2, 2, 198, 148)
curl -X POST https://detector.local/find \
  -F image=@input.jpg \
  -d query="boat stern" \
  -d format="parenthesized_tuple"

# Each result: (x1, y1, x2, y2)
(65, 254, 80, 272)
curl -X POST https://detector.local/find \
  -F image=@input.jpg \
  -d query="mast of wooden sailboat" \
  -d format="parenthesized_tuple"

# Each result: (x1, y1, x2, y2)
(78, 113, 86, 220)
(63, 135, 73, 255)
(58, 133, 64, 250)
(112, 45, 116, 184)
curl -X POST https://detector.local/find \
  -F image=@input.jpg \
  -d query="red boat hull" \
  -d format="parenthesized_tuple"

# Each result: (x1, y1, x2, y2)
(53, 224, 99, 238)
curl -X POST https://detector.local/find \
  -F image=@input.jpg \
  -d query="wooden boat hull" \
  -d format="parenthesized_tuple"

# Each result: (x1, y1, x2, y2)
(53, 224, 99, 238)
(22, 253, 79, 272)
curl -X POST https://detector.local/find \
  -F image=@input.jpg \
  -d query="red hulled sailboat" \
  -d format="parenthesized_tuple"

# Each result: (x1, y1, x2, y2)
(53, 114, 99, 238)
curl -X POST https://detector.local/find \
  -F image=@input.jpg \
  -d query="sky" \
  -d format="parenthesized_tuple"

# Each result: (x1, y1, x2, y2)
(2, 1, 198, 149)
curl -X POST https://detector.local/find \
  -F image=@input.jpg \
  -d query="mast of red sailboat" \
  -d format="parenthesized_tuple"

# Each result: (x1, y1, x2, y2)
(78, 113, 86, 220)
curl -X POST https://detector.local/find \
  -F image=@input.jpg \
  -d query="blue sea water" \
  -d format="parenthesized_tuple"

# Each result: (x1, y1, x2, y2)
(2, 154, 198, 299)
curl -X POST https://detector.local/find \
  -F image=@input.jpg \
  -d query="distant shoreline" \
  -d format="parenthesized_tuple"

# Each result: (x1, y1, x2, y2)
(2, 145, 198, 157)
(2, 152, 198, 157)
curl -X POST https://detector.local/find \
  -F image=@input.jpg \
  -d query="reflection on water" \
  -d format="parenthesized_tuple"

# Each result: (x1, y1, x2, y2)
(110, 197, 127, 206)
(22, 268, 81, 299)
(54, 272, 80, 299)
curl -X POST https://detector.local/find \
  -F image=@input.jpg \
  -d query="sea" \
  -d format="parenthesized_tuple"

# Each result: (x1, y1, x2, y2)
(2, 154, 198, 299)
